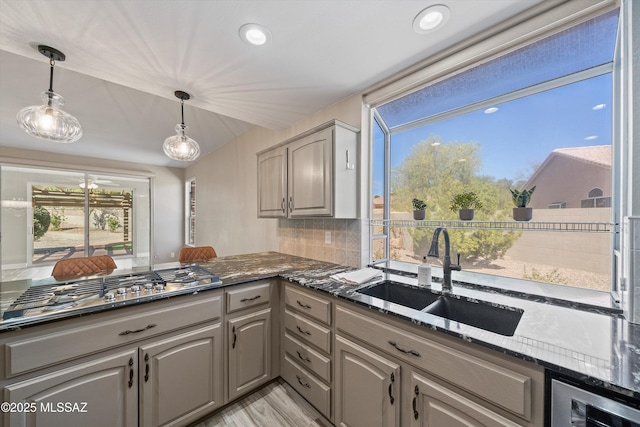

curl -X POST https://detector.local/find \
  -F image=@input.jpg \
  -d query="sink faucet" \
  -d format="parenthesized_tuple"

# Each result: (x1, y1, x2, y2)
(427, 227, 461, 292)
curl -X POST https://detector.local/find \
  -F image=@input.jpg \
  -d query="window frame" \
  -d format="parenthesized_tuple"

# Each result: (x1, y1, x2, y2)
(366, 1, 623, 305)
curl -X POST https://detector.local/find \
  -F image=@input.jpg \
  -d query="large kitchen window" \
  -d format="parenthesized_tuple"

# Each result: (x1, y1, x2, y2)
(370, 9, 620, 294)
(1, 165, 151, 280)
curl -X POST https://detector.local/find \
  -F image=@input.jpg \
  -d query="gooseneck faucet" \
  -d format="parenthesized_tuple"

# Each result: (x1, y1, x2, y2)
(427, 227, 461, 292)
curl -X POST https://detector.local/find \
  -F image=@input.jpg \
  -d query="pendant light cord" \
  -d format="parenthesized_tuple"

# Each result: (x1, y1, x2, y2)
(48, 58, 55, 92)
(180, 98, 185, 126)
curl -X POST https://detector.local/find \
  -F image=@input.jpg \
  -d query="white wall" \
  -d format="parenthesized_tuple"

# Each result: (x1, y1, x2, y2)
(186, 94, 363, 257)
(0, 146, 184, 265)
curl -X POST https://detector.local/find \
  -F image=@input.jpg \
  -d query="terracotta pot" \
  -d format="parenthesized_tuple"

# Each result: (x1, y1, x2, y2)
(513, 207, 533, 221)
(458, 209, 474, 221)
(413, 210, 425, 220)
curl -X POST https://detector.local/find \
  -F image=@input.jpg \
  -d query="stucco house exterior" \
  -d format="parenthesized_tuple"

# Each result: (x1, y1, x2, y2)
(524, 145, 611, 209)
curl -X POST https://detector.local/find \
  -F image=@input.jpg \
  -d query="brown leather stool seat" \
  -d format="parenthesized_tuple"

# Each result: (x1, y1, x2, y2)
(52, 255, 117, 281)
(178, 246, 217, 264)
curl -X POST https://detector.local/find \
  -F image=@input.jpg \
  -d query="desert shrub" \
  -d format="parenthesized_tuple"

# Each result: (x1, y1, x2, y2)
(33, 207, 51, 240)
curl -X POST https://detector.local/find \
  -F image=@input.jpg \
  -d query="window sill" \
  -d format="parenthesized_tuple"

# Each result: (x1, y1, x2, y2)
(373, 260, 622, 315)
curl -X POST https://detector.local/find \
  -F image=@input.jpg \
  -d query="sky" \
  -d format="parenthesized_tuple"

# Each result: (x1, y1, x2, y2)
(372, 73, 612, 196)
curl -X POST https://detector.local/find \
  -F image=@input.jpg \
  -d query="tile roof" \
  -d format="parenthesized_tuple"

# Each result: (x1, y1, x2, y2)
(552, 145, 611, 167)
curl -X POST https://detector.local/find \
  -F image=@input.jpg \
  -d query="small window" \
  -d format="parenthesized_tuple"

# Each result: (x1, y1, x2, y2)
(588, 188, 604, 198)
(185, 178, 196, 246)
(548, 202, 566, 209)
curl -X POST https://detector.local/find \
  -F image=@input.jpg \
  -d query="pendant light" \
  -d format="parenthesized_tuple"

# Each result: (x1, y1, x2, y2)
(16, 45, 82, 143)
(163, 90, 200, 161)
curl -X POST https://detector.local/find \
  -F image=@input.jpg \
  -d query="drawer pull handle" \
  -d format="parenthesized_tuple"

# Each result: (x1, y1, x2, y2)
(388, 372, 395, 404)
(240, 295, 261, 302)
(281, 197, 286, 214)
(232, 326, 237, 349)
(296, 325, 312, 336)
(119, 323, 157, 336)
(296, 375, 311, 389)
(388, 340, 420, 357)
(128, 357, 134, 388)
(413, 384, 419, 419)
(296, 350, 311, 363)
(296, 300, 312, 309)
(289, 196, 293, 212)
(144, 353, 150, 382)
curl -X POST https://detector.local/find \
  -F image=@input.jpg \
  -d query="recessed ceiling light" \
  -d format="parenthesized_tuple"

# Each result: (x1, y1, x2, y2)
(592, 103, 606, 110)
(239, 23, 272, 46)
(413, 5, 450, 34)
(484, 107, 499, 114)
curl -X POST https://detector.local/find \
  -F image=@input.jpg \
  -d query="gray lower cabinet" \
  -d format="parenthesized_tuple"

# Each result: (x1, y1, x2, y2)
(335, 302, 545, 427)
(281, 283, 333, 421)
(139, 323, 223, 427)
(410, 370, 520, 427)
(334, 335, 400, 427)
(0, 292, 224, 427)
(227, 308, 272, 401)
(3, 349, 138, 427)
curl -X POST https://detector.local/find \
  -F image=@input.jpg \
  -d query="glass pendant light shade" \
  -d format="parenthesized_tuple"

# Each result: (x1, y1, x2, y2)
(16, 45, 82, 143)
(163, 90, 200, 161)
(17, 90, 82, 143)
(163, 123, 200, 161)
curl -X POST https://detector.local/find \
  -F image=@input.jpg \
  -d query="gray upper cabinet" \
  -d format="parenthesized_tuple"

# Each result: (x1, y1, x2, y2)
(257, 120, 358, 218)
(257, 146, 288, 218)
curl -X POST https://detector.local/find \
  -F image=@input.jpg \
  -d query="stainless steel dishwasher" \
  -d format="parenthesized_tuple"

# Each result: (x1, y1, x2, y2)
(551, 377, 640, 426)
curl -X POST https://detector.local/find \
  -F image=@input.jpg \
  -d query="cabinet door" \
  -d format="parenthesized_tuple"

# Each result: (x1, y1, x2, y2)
(257, 146, 288, 217)
(3, 349, 137, 427)
(410, 371, 520, 427)
(288, 127, 333, 217)
(139, 324, 223, 427)
(228, 308, 272, 401)
(334, 335, 400, 427)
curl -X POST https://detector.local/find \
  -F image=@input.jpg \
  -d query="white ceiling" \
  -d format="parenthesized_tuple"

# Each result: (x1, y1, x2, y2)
(0, 0, 544, 168)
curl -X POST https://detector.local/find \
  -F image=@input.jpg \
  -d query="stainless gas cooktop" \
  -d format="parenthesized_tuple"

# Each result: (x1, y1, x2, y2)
(3, 265, 221, 322)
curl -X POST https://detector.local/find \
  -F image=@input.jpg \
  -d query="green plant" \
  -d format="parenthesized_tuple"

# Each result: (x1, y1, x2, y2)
(33, 206, 51, 240)
(107, 215, 121, 232)
(412, 198, 426, 210)
(50, 209, 66, 231)
(510, 186, 536, 207)
(449, 191, 483, 211)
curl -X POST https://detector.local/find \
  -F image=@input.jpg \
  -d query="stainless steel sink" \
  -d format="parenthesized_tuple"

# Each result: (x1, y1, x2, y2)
(356, 281, 523, 336)
(356, 281, 441, 310)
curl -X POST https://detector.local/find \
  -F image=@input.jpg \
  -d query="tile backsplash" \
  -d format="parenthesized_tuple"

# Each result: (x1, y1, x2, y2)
(278, 218, 361, 267)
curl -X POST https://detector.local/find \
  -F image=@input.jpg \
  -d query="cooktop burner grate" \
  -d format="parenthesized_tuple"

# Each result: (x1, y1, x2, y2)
(3, 265, 220, 321)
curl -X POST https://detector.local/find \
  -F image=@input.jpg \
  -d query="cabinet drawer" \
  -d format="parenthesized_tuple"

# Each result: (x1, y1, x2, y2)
(284, 309, 331, 354)
(336, 305, 532, 420)
(284, 332, 331, 383)
(226, 282, 270, 313)
(282, 354, 331, 419)
(284, 285, 331, 325)
(4, 293, 222, 378)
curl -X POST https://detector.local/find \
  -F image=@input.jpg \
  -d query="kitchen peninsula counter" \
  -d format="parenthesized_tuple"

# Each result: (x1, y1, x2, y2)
(1, 251, 638, 400)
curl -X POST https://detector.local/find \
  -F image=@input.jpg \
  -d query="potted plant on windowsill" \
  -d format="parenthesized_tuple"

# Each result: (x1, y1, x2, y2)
(412, 198, 426, 220)
(510, 186, 536, 221)
(449, 191, 483, 221)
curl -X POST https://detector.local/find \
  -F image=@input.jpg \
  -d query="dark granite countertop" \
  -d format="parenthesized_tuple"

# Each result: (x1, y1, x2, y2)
(1, 251, 638, 401)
